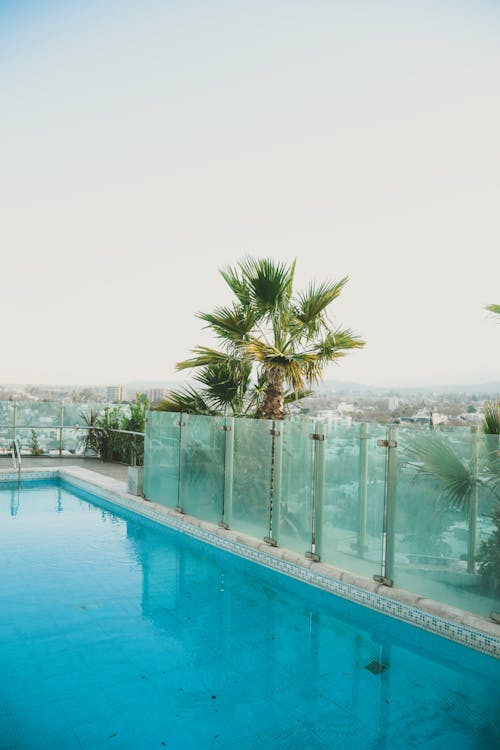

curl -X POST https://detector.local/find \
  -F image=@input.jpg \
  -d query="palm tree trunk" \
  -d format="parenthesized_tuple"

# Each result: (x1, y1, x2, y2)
(256, 367, 285, 420)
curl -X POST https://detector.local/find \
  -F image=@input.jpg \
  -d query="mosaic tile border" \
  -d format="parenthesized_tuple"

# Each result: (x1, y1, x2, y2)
(0, 470, 58, 483)
(3, 468, 500, 659)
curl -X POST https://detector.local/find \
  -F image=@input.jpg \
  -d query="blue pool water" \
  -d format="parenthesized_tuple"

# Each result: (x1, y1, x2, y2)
(0, 480, 499, 750)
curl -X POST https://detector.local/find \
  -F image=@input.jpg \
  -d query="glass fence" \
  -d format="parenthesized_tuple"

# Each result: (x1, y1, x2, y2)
(0, 401, 134, 457)
(144, 411, 500, 620)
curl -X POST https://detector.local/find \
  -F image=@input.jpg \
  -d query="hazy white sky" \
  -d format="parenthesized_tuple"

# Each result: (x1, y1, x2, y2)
(1, 0, 499, 387)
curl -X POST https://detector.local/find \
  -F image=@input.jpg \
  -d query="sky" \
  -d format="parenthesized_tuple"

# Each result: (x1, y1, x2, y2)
(1, 0, 499, 388)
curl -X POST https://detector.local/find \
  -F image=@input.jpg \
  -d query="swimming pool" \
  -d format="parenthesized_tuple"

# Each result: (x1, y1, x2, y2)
(1, 479, 499, 749)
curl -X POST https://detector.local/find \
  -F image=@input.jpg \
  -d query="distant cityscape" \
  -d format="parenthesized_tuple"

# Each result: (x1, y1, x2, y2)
(0, 379, 498, 428)
(0, 383, 171, 407)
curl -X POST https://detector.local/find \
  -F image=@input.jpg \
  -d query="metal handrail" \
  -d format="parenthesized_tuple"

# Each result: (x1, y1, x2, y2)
(0, 401, 147, 465)
(1, 427, 144, 460)
(2, 425, 143, 435)
(10, 437, 22, 472)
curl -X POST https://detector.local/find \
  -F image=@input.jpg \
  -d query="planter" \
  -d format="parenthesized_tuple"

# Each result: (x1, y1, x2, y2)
(127, 465, 144, 496)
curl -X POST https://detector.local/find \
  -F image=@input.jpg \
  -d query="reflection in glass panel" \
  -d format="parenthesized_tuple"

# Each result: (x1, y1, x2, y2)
(16, 427, 60, 455)
(280, 419, 314, 555)
(63, 402, 92, 426)
(180, 414, 225, 524)
(231, 418, 273, 540)
(143, 411, 181, 508)
(393, 426, 500, 617)
(321, 423, 386, 578)
(16, 402, 61, 428)
(0, 401, 14, 455)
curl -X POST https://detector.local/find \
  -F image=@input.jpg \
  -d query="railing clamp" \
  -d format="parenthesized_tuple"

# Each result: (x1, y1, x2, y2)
(176, 421, 185, 428)
(309, 433, 325, 441)
(218, 521, 229, 530)
(221, 425, 232, 432)
(269, 429, 280, 437)
(373, 574, 393, 587)
(305, 551, 321, 562)
(264, 536, 278, 547)
(490, 611, 500, 625)
(377, 439, 397, 448)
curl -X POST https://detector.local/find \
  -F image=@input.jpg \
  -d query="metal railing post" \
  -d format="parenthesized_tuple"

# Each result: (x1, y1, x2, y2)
(468, 426, 479, 574)
(220, 416, 234, 529)
(273, 421, 283, 544)
(357, 422, 370, 557)
(59, 404, 64, 457)
(374, 426, 398, 586)
(176, 413, 186, 513)
(264, 421, 282, 546)
(306, 420, 326, 562)
(143, 414, 151, 498)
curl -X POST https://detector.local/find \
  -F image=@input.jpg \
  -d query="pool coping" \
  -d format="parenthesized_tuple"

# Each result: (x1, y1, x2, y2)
(3, 466, 500, 659)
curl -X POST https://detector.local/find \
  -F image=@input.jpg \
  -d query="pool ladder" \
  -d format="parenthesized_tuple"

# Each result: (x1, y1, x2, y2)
(10, 437, 22, 478)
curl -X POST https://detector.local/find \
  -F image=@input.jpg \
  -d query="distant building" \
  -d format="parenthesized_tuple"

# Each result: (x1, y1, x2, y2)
(337, 402, 355, 413)
(459, 412, 483, 425)
(106, 385, 124, 402)
(147, 388, 168, 405)
(387, 397, 399, 411)
(430, 411, 448, 426)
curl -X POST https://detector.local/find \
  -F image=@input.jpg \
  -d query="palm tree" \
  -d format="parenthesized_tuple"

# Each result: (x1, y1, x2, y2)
(158, 257, 364, 419)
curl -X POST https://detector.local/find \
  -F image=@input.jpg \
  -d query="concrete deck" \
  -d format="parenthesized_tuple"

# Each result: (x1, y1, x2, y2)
(0, 456, 128, 482)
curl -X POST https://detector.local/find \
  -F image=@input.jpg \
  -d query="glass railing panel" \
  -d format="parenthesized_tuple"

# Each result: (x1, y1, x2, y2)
(231, 418, 274, 540)
(279, 419, 315, 555)
(62, 402, 93, 426)
(475, 459, 500, 618)
(321, 422, 386, 578)
(16, 427, 60, 455)
(0, 402, 14, 455)
(16, 401, 61, 428)
(0, 429, 14, 455)
(60, 427, 80, 454)
(18, 402, 87, 455)
(392, 426, 500, 617)
(64, 403, 102, 455)
(179, 414, 225, 525)
(143, 411, 181, 508)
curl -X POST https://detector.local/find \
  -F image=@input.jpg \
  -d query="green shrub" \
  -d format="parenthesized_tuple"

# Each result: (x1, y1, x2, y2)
(79, 394, 148, 464)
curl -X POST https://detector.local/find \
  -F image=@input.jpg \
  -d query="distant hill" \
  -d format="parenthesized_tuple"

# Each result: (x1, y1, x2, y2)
(315, 380, 500, 396)
(125, 378, 500, 398)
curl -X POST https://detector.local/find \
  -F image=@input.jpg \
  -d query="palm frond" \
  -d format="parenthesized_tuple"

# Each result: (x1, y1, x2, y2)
(314, 328, 366, 363)
(245, 338, 316, 370)
(405, 434, 475, 511)
(293, 278, 349, 336)
(194, 361, 252, 414)
(198, 304, 256, 342)
(245, 339, 324, 391)
(219, 264, 252, 306)
(283, 388, 313, 404)
(155, 387, 218, 415)
(176, 347, 237, 371)
(239, 256, 296, 312)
